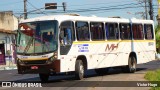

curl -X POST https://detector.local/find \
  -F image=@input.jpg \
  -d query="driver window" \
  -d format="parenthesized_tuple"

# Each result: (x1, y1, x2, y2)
(60, 21, 75, 55)
(60, 21, 75, 46)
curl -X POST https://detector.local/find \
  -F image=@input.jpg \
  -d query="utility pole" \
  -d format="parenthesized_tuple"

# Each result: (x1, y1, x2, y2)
(136, 0, 148, 19)
(149, 0, 153, 20)
(144, 0, 148, 19)
(24, 0, 27, 19)
(62, 2, 66, 12)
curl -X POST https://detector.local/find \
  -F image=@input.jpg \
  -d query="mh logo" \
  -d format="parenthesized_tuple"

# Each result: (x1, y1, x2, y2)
(105, 44, 118, 51)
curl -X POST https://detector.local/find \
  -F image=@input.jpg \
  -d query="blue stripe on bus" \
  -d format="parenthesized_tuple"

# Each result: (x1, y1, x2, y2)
(82, 44, 89, 46)
(79, 50, 89, 52)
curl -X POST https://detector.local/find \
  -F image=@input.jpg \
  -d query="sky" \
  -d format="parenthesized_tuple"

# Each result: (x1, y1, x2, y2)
(0, 0, 158, 22)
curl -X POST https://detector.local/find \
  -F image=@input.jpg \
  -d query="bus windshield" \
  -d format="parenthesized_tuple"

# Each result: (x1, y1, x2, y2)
(17, 20, 58, 55)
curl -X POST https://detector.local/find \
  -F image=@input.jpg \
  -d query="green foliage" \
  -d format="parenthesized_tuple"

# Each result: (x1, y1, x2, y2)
(155, 25, 160, 34)
(145, 70, 160, 81)
(156, 25, 160, 53)
(145, 69, 160, 90)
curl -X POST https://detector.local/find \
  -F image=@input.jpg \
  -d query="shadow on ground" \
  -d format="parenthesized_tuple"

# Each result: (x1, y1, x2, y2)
(14, 67, 147, 83)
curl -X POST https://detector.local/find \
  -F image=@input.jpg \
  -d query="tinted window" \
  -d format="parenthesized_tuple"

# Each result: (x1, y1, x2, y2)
(60, 21, 75, 46)
(105, 23, 119, 40)
(17, 21, 58, 54)
(144, 24, 154, 40)
(60, 21, 75, 55)
(119, 23, 131, 40)
(76, 21, 90, 41)
(132, 24, 143, 40)
(90, 22, 104, 40)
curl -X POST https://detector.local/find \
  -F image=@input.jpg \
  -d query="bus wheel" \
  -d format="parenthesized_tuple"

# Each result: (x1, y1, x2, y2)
(95, 68, 109, 75)
(39, 73, 49, 82)
(75, 60, 84, 80)
(128, 56, 137, 73)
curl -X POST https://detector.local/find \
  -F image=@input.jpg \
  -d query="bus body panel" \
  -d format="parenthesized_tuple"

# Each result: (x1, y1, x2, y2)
(59, 40, 155, 72)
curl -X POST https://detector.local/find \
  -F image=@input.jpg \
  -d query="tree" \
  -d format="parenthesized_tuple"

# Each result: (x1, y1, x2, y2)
(155, 25, 160, 53)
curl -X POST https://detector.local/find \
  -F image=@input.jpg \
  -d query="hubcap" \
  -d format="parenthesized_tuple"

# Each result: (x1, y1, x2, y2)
(132, 62, 136, 68)
(131, 59, 136, 70)
(80, 64, 84, 76)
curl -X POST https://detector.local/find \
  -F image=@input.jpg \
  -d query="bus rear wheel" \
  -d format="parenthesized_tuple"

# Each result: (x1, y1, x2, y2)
(122, 56, 137, 73)
(128, 56, 137, 73)
(75, 60, 84, 80)
(39, 73, 49, 82)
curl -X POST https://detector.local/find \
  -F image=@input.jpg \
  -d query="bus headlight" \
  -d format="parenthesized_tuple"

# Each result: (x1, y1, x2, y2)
(53, 52, 58, 59)
(17, 59, 24, 65)
(46, 52, 58, 64)
(46, 57, 55, 64)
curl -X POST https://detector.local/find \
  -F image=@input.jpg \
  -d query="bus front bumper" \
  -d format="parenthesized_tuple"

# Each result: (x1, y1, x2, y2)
(17, 60, 60, 74)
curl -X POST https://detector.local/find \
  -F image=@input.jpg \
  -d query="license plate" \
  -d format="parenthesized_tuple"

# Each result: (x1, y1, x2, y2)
(31, 66, 38, 69)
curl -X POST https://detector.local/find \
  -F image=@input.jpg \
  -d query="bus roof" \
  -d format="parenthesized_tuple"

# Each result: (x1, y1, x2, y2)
(20, 14, 154, 24)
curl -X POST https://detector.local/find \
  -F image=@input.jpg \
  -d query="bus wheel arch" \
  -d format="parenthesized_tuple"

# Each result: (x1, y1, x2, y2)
(75, 55, 88, 80)
(76, 55, 88, 70)
(129, 52, 137, 62)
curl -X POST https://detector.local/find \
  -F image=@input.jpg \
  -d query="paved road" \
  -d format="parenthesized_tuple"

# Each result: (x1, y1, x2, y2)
(0, 60, 160, 90)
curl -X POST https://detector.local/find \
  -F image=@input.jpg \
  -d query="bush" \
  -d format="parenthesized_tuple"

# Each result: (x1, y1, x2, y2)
(145, 69, 160, 90)
(156, 25, 160, 53)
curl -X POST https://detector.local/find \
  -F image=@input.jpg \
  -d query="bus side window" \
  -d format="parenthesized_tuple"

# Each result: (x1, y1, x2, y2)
(132, 24, 144, 40)
(119, 23, 131, 40)
(90, 22, 105, 40)
(144, 24, 154, 40)
(60, 21, 75, 55)
(105, 23, 119, 40)
(60, 21, 75, 46)
(76, 21, 90, 41)
(60, 28, 71, 45)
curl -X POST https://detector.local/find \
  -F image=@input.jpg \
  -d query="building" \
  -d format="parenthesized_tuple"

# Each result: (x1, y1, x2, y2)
(0, 11, 18, 69)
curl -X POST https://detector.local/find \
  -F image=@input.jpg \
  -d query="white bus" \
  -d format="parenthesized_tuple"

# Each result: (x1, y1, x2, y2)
(16, 14, 156, 82)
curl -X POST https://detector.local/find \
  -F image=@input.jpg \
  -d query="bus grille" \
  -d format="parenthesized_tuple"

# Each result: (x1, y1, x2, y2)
(23, 60, 46, 65)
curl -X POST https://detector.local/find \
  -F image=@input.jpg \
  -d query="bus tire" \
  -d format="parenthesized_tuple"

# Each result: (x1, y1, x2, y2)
(75, 60, 84, 80)
(95, 68, 109, 75)
(39, 73, 49, 82)
(128, 56, 137, 73)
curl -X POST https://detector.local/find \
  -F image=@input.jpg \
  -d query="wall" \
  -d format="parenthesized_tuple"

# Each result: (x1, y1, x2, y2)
(0, 11, 14, 30)
(0, 11, 18, 69)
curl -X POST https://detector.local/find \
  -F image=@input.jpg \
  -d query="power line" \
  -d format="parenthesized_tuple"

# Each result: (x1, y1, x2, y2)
(16, 4, 157, 14)
(69, 0, 138, 7)
(13, 4, 157, 14)
(66, 3, 146, 13)
(61, 3, 142, 13)
(26, 4, 149, 14)
(27, 0, 47, 15)
(13, 1, 158, 19)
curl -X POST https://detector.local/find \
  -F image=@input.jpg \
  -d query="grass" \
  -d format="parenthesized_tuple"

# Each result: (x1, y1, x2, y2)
(144, 69, 160, 90)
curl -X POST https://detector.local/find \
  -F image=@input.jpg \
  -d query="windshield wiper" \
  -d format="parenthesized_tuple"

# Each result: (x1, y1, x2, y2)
(23, 37, 34, 54)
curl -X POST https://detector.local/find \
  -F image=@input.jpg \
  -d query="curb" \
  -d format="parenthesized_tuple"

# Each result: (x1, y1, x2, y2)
(0, 66, 17, 70)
